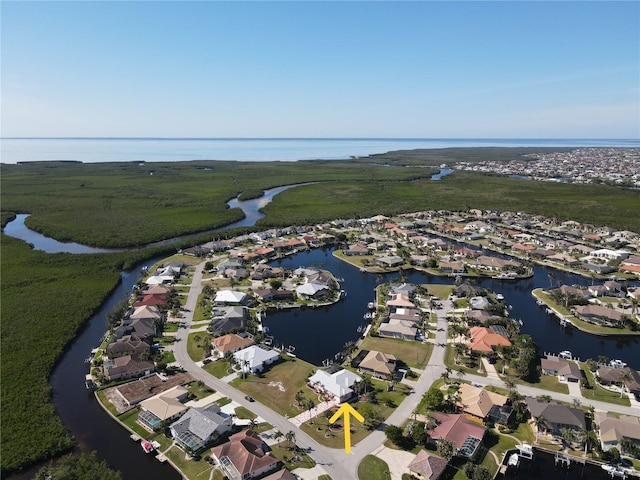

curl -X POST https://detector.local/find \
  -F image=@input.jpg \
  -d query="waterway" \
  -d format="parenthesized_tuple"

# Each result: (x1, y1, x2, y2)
(4, 186, 639, 479)
(264, 249, 640, 370)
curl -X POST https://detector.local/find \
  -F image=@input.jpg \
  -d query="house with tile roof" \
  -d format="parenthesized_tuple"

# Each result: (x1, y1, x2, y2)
(457, 384, 512, 424)
(595, 411, 640, 452)
(170, 403, 233, 453)
(407, 450, 448, 480)
(540, 356, 582, 383)
(467, 326, 512, 355)
(426, 412, 486, 459)
(211, 333, 255, 358)
(211, 429, 280, 480)
(524, 397, 585, 438)
(103, 355, 155, 381)
(357, 350, 397, 379)
(137, 385, 189, 431)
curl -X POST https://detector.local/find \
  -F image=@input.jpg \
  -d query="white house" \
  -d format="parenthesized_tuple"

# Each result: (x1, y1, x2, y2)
(308, 368, 361, 402)
(214, 289, 249, 305)
(233, 345, 280, 375)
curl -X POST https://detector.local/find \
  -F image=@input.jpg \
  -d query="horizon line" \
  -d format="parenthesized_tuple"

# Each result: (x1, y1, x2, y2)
(3, 136, 639, 141)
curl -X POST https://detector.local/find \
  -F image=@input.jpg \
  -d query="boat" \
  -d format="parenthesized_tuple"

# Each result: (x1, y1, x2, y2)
(609, 359, 627, 369)
(536, 299, 545, 306)
(363, 312, 372, 320)
(602, 465, 627, 478)
(367, 302, 375, 309)
(558, 350, 572, 359)
(495, 293, 504, 300)
(85, 374, 97, 391)
(141, 440, 155, 453)
(508, 453, 520, 468)
(516, 443, 534, 459)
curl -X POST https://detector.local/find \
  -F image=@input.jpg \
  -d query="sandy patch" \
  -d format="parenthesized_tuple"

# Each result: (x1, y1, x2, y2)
(268, 381, 286, 392)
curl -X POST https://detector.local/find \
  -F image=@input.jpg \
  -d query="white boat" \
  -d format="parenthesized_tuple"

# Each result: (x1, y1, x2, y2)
(495, 293, 504, 300)
(367, 302, 375, 309)
(363, 312, 372, 320)
(516, 443, 534, 459)
(609, 359, 627, 369)
(508, 453, 520, 467)
(602, 465, 627, 478)
(141, 440, 155, 453)
(559, 350, 572, 359)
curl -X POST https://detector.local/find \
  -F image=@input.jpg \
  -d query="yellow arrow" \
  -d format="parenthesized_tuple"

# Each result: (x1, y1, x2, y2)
(329, 402, 364, 454)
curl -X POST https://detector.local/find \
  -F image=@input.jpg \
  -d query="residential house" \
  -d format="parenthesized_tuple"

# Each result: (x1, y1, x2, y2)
(407, 450, 448, 480)
(103, 355, 155, 381)
(540, 356, 582, 383)
(573, 305, 624, 327)
(254, 288, 295, 303)
(594, 412, 640, 452)
(524, 397, 585, 438)
(209, 306, 248, 335)
(133, 293, 167, 308)
(308, 366, 362, 402)
(357, 350, 397, 379)
(170, 403, 233, 452)
(596, 367, 640, 399)
(211, 429, 280, 480)
(426, 412, 486, 458)
(137, 385, 189, 431)
(211, 333, 255, 358)
(233, 345, 280, 375)
(344, 244, 370, 256)
(378, 319, 418, 341)
(467, 326, 512, 355)
(457, 384, 512, 424)
(106, 334, 151, 359)
(374, 255, 405, 268)
(214, 290, 250, 306)
(261, 469, 296, 480)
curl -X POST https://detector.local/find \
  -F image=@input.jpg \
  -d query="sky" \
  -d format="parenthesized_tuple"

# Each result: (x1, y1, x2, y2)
(1, 1, 639, 139)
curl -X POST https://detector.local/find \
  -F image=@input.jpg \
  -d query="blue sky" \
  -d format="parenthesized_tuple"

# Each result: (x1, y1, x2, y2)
(2, 1, 639, 138)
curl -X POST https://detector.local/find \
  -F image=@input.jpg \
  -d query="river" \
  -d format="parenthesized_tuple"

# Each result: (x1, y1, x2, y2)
(3, 183, 639, 479)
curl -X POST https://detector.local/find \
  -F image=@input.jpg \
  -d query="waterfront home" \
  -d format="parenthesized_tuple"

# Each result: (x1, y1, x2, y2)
(233, 345, 280, 375)
(170, 403, 233, 453)
(133, 293, 167, 307)
(137, 385, 189, 431)
(308, 366, 361, 402)
(343, 244, 370, 256)
(357, 350, 397, 380)
(209, 306, 247, 335)
(106, 334, 151, 359)
(211, 333, 255, 358)
(214, 290, 250, 306)
(129, 304, 162, 321)
(254, 288, 295, 303)
(374, 255, 405, 268)
(540, 356, 581, 383)
(250, 264, 283, 280)
(113, 372, 193, 408)
(457, 384, 512, 425)
(426, 412, 486, 458)
(594, 411, 640, 452)
(572, 304, 624, 327)
(216, 258, 244, 272)
(467, 326, 512, 355)
(407, 449, 448, 480)
(596, 367, 640, 400)
(524, 397, 586, 439)
(103, 355, 155, 381)
(211, 429, 280, 480)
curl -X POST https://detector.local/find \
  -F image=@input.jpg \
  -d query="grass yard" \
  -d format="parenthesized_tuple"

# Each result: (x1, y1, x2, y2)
(204, 359, 234, 378)
(423, 284, 455, 299)
(358, 455, 391, 480)
(187, 332, 211, 362)
(234, 406, 256, 420)
(186, 381, 216, 401)
(270, 441, 316, 470)
(165, 445, 214, 480)
(229, 356, 316, 417)
(581, 366, 632, 407)
(359, 336, 433, 369)
(444, 345, 487, 377)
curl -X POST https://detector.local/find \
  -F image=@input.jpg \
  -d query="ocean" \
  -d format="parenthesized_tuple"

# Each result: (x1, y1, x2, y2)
(1, 137, 638, 164)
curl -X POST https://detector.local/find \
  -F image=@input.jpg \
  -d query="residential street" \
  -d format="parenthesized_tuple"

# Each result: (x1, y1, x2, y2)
(172, 261, 638, 479)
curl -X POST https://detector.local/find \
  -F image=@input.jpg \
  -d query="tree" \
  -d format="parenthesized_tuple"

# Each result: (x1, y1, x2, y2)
(619, 370, 632, 398)
(285, 430, 296, 449)
(423, 387, 445, 411)
(532, 415, 547, 443)
(441, 367, 452, 385)
(305, 398, 316, 420)
(35, 452, 121, 480)
(295, 390, 305, 407)
(437, 439, 457, 462)
(273, 430, 283, 443)
(269, 278, 283, 290)
(384, 425, 405, 446)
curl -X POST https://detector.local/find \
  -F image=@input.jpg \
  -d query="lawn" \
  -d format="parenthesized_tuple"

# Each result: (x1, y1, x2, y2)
(270, 441, 316, 470)
(581, 365, 632, 407)
(500, 365, 570, 395)
(423, 284, 455, 299)
(229, 356, 316, 417)
(358, 455, 391, 480)
(234, 406, 256, 420)
(187, 332, 211, 362)
(186, 381, 216, 401)
(444, 345, 487, 378)
(164, 445, 214, 480)
(204, 359, 234, 378)
(359, 336, 433, 369)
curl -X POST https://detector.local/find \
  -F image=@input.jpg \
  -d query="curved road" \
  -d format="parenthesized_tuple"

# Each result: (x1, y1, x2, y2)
(173, 261, 638, 480)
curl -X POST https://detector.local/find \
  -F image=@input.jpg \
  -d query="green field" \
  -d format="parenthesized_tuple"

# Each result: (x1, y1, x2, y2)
(2, 150, 639, 474)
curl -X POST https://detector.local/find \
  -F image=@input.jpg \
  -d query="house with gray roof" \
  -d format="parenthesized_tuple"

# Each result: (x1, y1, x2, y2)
(208, 306, 247, 335)
(170, 403, 233, 453)
(524, 397, 585, 439)
(540, 356, 582, 383)
(595, 411, 640, 452)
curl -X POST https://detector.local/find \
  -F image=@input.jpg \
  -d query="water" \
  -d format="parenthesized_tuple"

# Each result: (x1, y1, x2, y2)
(2, 137, 638, 164)
(264, 248, 640, 370)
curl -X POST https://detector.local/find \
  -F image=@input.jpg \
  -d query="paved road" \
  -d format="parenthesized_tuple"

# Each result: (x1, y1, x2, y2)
(172, 263, 639, 479)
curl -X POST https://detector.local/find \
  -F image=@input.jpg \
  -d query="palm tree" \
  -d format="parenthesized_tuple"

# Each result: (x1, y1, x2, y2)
(532, 415, 547, 443)
(455, 369, 466, 382)
(619, 370, 632, 398)
(285, 430, 296, 450)
(241, 359, 251, 379)
(273, 430, 283, 443)
(306, 398, 316, 421)
(441, 367, 452, 385)
(295, 390, 305, 407)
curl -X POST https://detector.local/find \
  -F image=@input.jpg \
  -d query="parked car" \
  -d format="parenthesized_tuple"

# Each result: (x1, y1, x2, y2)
(245, 395, 255, 402)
